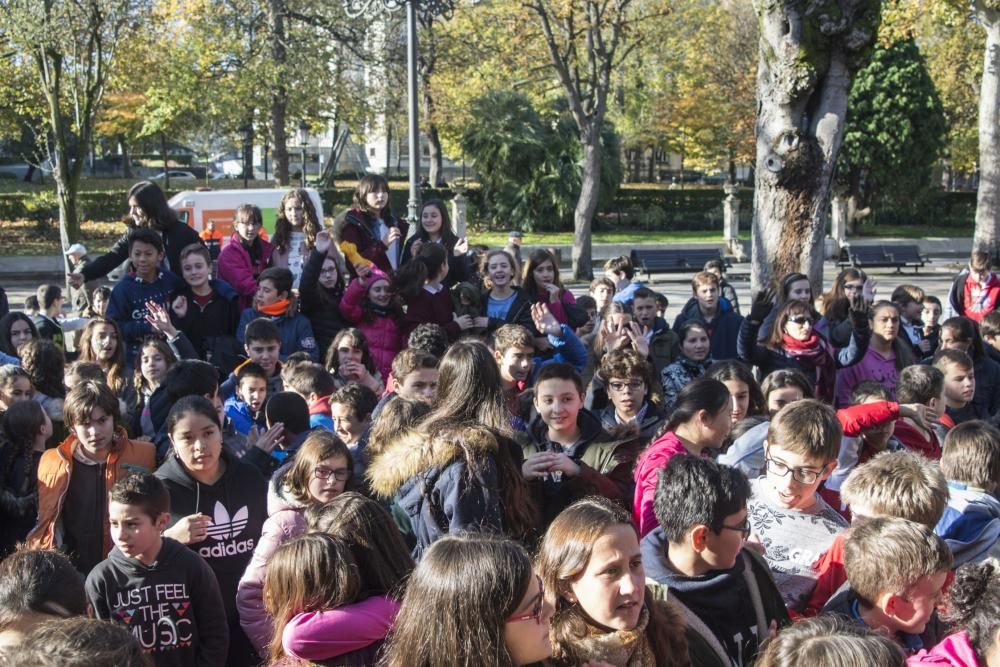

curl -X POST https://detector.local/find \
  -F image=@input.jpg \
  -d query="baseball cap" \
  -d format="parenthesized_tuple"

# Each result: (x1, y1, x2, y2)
(65, 243, 87, 256)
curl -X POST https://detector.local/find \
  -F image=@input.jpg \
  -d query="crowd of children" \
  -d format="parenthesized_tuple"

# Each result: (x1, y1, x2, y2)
(3, 176, 1000, 666)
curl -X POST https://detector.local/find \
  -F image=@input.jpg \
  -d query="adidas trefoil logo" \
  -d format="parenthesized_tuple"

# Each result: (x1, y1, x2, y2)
(205, 501, 249, 541)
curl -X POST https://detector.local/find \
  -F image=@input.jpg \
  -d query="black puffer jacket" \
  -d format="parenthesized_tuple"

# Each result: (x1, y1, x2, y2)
(298, 248, 347, 359)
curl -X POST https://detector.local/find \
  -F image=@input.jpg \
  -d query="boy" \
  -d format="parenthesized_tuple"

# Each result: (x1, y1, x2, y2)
(147, 359, 222, 460)
(633, 286, 678, 372)
(282, 360, 337, 430)
(492, 324, 536, 416)
(236, 267, 318, 361)
(31, 284, 66, 352)
(672, 271, 743, 360)
(221, 319, 285, 399)
(170, 243, 242, 377)
(224, 362, 269, 436)
(891, 284, 930, 358)
(106, 228, 183, 364)
(604, 255, 643, 305)
(704, 258, 740, 314)
(243, 391, 313, 475)
(893, 365, 946, 459)
(589, 276, 615, 316)
(805, 450, 948, 615)
(329, 383, 378, 454)
(747, 400, 849, 612)
(642, 455, 790, 666)
(823, 517, 953, 654)
(86, 474, 228, 666)
(596, 348, 664, 443)
(933, 349, 977, 430)
(28, 381, 156, 573)
(949, 249, 1000, 322)
(391, 349, 439, 404)
(936, 420, 1000, 565)
(922, 295, 943, 354)
(524, 362, 635, 524)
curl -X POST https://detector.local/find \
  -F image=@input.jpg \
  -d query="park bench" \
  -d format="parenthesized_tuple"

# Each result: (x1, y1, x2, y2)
(630, 248, 727, 281)
(837, 244, 928, 273)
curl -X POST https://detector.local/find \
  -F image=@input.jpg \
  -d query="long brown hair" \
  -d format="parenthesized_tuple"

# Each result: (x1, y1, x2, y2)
(820, 268, 867, 316)
(272, 188, 321, 253)
(133, 337, 177, 396)
(78, 318, 128, 393)
(521, 248, 564, 301)
(263, 533, 360, 663)
(381, 533, 532, 667)
(283, 431, 354, 504)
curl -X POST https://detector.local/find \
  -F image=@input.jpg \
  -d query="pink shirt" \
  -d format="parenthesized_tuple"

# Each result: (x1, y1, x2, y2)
(633, 431, 693, 538)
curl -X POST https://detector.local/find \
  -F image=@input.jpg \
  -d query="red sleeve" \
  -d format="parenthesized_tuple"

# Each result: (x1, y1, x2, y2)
(837, 401, 899, 437)
(803, 532, 849, 616)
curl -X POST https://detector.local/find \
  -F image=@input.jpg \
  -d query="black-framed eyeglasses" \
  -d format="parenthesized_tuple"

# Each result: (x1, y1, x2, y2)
(765, 457, 826, 485)
(787, 316, 815, 326)
(313, 466, 351, 481)
(720, 518, 752, 540)
(608, 380, 645, 393)
(506, 575, 544, 625)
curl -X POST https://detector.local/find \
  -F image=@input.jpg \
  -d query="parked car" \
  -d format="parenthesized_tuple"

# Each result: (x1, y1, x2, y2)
(150, 170, 198, 181)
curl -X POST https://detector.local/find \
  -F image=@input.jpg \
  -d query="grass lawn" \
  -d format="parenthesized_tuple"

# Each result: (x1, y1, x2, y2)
(467, 229, 747, 245)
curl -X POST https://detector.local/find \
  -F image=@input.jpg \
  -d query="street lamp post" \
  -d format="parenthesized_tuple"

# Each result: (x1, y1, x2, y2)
(239, 124, 253, 189)
(343, 0, 455, 225)
(298, 120, 310, 188)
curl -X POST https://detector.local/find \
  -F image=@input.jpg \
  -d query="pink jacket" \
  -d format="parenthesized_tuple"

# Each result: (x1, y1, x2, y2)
(217, 233, 274, 310)
(236, 467, 309, 656)
(537, 288, 577, 325)
(633, 431, 693, 538)
(339, 275, 404, 380)
(907, 632, 981, 666)
(282, 595, 401, 662)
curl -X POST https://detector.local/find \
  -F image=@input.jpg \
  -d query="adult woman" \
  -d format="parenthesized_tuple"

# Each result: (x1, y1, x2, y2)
(270, 188, 322, 287)
(537, 497, 691, 666)
(0, 313, 37, 363)
(70, 180, 202, 286)
(402, 199, 471, 288)
(381, 533, 553, 667)
(366, 341, 539, 557)
(633, 378, 732, 538)
(660, 322, 713, 413)
(756, 272, 815, 341)
(835, 302, 916, 406)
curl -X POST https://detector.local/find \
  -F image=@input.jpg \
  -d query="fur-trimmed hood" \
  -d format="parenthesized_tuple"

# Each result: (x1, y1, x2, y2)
(365, 426, 500, 499)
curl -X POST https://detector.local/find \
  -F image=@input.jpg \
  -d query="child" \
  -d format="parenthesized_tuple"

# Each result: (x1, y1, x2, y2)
(217, 203, 274, 310)
(523, 362, 635, 525)
(805, 449, 948, 616)
(17, 339, 66, 426)
(981, 310, 1000, 366)
(298, 229, 347, 359)
(335, 174, 408, 278)
(221, 318, 285, 399)
(236, 267, 319, 362)
(836, 301, 916, 406)
(156, 395, 267, 666)
(655, 292, 669, 320)
(329, 383, 377, 454)
(921, 295, 943, 354)
(31, 284, 66, 353)
(641, 455, 790, 666)
(401, 199, 472, 289)
(0, 365, 33, 419)
(936, 420, 1000, 565)
(134, 337, 177, 439)
(282, 360, 337, 430)
(823, 517, 952, 654)
(660, 321, 713, 412)
(604, 254, 643, 305)
(949, 249, 1000, 322)
(338, 268, 404, 380)
(0, 548, 87, 646)
(706, 359, 767, 424)
(91, 286, 111, 318)
(589, 276, 615, 317)
(77, 317, 138, 425)
(747, 399, 849, 612)
(633, 286, 678, 373)
(891, 284, 929, 359)
(893, 364, 946, 460)
(0, 400, 51, 556)
(756, 616, 906, 666)
(491, 324, 535, 418)
(674, 271, 744, 361)
(86, 473, 229, 666)
(0, 312, 37, 362)
(596, 348, 665, 444)
(480, 249, 534, 335)
(323, 328, 385, 394)
(382, 348, 439, 416)
(705, 258, 741, 314)
(269, 188, 321, 287)
(27, 380, 156, 574)
(105, 228, 184, 364)
(170, 242, 242, 377)
(522, 248, 579, 327)
(933, 349, 977, 430)
(224, 362, 269, 436)
(939, 316, 1000, 420)
(398, 243, 479, 340)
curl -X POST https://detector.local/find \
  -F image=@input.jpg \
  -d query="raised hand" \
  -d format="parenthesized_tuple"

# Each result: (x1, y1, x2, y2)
(531, 302, 562, 337)
(863, 278, 877, 304)
(454, 237, 469, 256)
(314, 229, 332, 254)
(144, 300, 177, 338)
(749, 288, 775, 324)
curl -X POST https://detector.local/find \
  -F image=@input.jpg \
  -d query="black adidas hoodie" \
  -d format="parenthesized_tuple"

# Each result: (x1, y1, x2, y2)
(156, 450, 266, 666)
(85, 537, 229, 666)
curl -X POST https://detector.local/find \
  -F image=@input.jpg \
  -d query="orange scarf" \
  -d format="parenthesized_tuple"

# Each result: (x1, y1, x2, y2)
(258, 298, 291, 317)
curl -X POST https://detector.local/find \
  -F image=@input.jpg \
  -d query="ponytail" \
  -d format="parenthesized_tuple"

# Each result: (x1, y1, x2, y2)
(397, 243, 448, 299)
(662, 377, 730, 433)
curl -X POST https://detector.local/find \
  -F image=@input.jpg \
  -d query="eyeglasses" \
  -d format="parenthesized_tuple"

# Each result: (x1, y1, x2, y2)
(506, 575, 545, 625)
(313, 466, 351, 481)
(843, 283, 864, 292)
(608, 380, 645, 393)
(765, 457, 826, 485)
(320, 267, 339, 276)
(787, 316, 815, 326)
(721, 518, 752, 540)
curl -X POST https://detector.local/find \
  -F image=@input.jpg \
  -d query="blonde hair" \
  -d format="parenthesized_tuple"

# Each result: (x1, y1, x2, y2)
(942, 420, 1000, 490)
(840, 451, 948, 527)
(844, 517, 953, 603)
(756, 615, 905, 667)
(767, 399, 841, 463)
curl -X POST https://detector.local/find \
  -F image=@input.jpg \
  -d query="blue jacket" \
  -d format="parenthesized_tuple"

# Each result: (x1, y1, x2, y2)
(236, 306, 319, 362)
(106, 270, 184, 364)
(672, 296, 743, 361)
(223, 395, 265, 436)
(532, 324, 588, 378)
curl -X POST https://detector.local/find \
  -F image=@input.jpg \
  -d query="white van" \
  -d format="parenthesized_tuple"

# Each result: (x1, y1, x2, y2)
(167, 188, 326, 244)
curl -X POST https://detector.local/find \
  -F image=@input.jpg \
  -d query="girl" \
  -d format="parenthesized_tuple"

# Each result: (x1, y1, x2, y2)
(262, 533, 372, 665)
(739, 295, 870, 404)
(365, 397, 432, 461)
(381, 533, 553, 667)
(481, 249, 535, 334)
(757, 272, 815, 342)
(836, 302, 916, 406)
(217, 203, 275, 310)
(819, 268, 875, 347)
(938, 316, 1000, 421)
(402, 200, 471, 288)
(18, 339, 65, 426)
(705, 360, 766, 424)
(660, 321, 713, 413)
(761, 369, 813, 416)
(78, 318, 137, 427)
(336, 174, 408, 278)
(270, 189, 322, 288)
(338, 268, 403, 381)
(537, 497, 691, 666)
(0, 366, 33, 419)
(323, 328, 385, 394)
(133, 337, 176, 439)
(156, 395, 268, 666)
(367, 341, 539, 558)
(522, 248, 578, 326)
(0, 312, 37, 362)
(299, 229, 347, 359)
(0, 400, 51, 556)
(757, 616, 904, 667)
(397, 242, 480, 340)
(633, 378, 732, 538)
(237, 432, 354, 656)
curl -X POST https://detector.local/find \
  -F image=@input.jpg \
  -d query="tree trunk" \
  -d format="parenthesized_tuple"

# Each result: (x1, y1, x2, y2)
(22, 165, 34, 183)
(750, 0, 879, 293)
(427, 123, 444, 186)
(973, 11, 1000, 261)
(161, 133, 170, 191)
(268, 0, 289, 185)
(573, 125, 602, 280)
(120, 138, 132, 178)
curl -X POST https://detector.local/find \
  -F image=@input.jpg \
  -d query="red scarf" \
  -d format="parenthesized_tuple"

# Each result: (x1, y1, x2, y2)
(781, 333, 837, 403)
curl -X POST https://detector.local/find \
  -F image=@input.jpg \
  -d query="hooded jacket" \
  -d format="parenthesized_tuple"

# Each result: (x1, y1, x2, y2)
(480, 287, 536, 335)
(641, 527, 790, 667)
(823, 582, 945, 654)
(106, 269, 185, 362)
(281, 595, 401, 665)
(338, 273, 404, 381)
(236, 463, 310, 656)
(935, 482, 1000, 567)
(217, 233, 274, 311)
(236, 303, 319, 362)
(171, 278, 243, 377)
(672, 297, 744, 361)
(81, 219, 203, 283)
(299, 248, 347, 358)
(155, 450, 267, 665)
(366, 426, 504, 559)
(907, 632, 984, 666)
(85, 538, 229, 667)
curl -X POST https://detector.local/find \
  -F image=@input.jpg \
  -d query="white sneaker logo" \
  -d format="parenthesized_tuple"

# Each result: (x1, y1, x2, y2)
(205, 501, 249, 541)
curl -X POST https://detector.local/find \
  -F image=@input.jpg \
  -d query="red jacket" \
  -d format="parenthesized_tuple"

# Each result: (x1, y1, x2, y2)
(803, 531, 848, 616)
(893, 419, 942, 460)
(339, 276, 404, 381)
